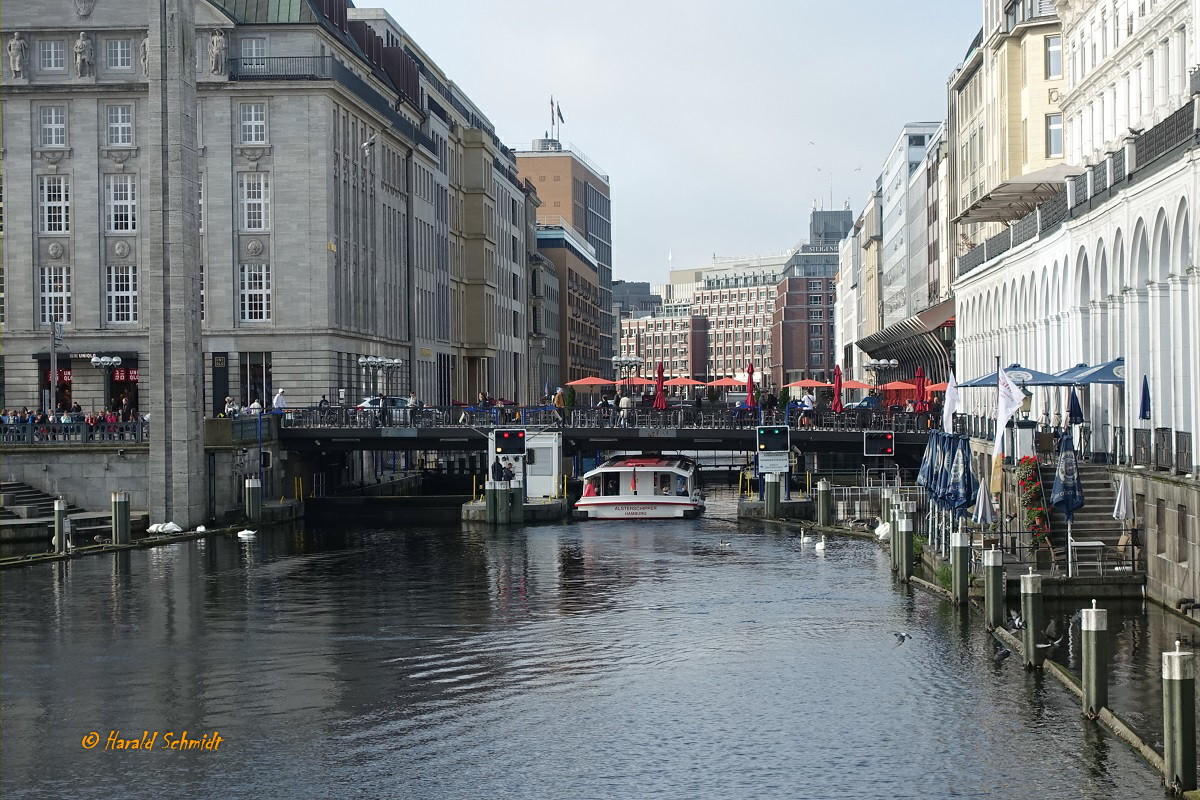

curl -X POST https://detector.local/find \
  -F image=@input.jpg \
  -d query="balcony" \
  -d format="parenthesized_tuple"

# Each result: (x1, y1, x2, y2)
(227, 57, 436, 153)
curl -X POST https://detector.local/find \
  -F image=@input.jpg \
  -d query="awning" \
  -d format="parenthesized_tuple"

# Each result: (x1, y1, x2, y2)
(952, 164, 1082, 225)
(854, 299, 955, 382)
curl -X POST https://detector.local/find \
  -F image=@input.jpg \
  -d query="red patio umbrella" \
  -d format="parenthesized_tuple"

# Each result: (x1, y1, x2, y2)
(566, 376, 613, 386)
(663, 377, 705, 386)
(831, 365, 844, 413)
(784, 379, 833, 388)
(840, 379, 872, 390)
(913, 366, 927, 412)
(745, 362, 757, 407)
(879, 381, 916, 390)
(924, 381, 948, 395)
(707, 377, 744, 387)
(653, 362, 667, 410)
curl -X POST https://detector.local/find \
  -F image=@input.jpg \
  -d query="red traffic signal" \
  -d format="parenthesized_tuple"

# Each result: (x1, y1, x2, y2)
(495, 428, 527, 455)
(863, 430, 894, 457)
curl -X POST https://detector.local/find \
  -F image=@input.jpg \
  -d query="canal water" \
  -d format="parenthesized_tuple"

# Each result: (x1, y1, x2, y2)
(0, 492, 1181, 799)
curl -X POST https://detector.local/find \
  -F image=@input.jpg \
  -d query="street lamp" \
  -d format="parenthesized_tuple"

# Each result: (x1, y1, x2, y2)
(862, 358, 899, 388)
(612, 354, 643, 392)
(358, 356, 404, 396)
(90, 355, 122, 411)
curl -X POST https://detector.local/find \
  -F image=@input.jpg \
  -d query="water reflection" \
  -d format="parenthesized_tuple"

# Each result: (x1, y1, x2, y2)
(0, 499, 1181, 799)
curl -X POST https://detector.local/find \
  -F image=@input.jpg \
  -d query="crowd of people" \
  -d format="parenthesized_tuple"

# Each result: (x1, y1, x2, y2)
(1, 396, 144, 440)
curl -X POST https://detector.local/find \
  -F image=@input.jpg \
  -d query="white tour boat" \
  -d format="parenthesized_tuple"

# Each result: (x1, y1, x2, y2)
(575, 455, 705, 519)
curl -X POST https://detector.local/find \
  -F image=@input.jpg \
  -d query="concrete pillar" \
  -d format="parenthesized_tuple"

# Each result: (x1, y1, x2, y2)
(244, 478, 262, 523)
(1162, 642, 1197, 794)
(816, 478, 831, 527)
(983, 548, 1004, 629)
(1020, 571, 1045, 669)
(880, 488, 892, 531)
(764, 472, 780, 519)
(508, 482, 524, 525)
(1082, 601, 1108, 717)
(110, 491, 130, 545)
(145, 0, 206, 527)
(53, 498, 68, 554)
(486, 480, 511, 525)
(951, 527, 970, 605)
(897, 503, 914, 582)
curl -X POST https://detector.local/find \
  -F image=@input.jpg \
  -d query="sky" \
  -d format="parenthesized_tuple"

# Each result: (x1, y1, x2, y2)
(379, 0, 984, 285)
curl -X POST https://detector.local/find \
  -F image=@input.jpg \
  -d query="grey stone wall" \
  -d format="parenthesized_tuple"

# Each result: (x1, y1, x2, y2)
(2, 447, 150, 510)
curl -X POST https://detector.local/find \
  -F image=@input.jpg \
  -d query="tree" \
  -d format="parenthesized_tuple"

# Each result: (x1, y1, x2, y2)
(565, 386, 577, 409)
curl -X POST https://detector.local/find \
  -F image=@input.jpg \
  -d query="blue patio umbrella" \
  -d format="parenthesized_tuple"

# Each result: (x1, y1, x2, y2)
(1055, 363, 1093, 383)
(1067, 387, 1084, 425)
(1066, 357, 1125, 385)
(916, 432, 936, 488)
(950, 436, 979, 517)
(1139, 375, 1151, 420)
(971, 483, 998, 526)
(1050, 431, 1086, 576)
(960, 363, 1065, 388)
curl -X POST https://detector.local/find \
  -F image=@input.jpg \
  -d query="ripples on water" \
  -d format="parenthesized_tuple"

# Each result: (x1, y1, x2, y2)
(0, 492, 1175, 799)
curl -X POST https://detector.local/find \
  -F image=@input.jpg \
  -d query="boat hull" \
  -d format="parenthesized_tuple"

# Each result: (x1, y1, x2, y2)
(574, 499, 703, 519)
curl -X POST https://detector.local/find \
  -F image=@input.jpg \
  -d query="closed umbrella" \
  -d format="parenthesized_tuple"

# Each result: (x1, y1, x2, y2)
(1050, 431, 1086, 576)
(1067, 387, 1084, 425)
(1112, 474, 1133, 522)
(972, 484, 998, 527)
(745, 362, 757, 408)
(949, 435, 979, 517)
(831, 365, 844, 413)
(916, 431, 936, 488)
(1139, 375, 1151, 420)
(653, 362, 667, 410)
(913, 366, 927, 412)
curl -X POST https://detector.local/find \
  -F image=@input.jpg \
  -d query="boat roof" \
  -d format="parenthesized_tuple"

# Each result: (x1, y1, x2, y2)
(589, 455, 695, 472)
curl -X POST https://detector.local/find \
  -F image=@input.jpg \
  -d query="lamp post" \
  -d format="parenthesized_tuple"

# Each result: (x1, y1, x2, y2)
(863, 358, 899, 389)
(612, 354, 643, 393)
(90, 355, 123, 412)
(358, 356, 404, 396)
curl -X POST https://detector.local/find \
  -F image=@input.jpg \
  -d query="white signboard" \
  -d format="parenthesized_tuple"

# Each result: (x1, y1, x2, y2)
(757, 452, 790, 474)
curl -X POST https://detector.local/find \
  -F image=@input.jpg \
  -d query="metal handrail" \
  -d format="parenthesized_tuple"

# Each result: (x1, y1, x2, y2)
(0, 419, 148, 444)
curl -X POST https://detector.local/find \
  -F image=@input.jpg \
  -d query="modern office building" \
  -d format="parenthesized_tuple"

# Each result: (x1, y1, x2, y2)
(516, 139, 613, 377)
(1, 0, 538, 412)
(535, 222, 601, 386)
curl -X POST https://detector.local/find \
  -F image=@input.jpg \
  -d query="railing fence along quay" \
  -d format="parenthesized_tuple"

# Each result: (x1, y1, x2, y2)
(0, 420, 148, 444)
(956, 96, 1200, 279)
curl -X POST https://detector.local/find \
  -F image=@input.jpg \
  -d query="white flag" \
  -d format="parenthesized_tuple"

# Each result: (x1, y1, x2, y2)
(992, 368, 1025, 457)
(942, 371, 959, 433)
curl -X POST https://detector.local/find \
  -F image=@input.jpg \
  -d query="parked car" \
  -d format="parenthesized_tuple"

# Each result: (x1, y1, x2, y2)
(844, 395, 882, 410)
(355, 396, 409, 411)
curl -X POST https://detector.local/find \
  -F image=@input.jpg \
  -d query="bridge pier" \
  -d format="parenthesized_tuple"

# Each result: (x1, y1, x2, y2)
(764, 473, 780, 519)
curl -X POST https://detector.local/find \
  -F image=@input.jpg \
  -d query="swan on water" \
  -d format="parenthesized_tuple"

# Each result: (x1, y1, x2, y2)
(814, 535, 826, 552)
(237, 529, 257, 539)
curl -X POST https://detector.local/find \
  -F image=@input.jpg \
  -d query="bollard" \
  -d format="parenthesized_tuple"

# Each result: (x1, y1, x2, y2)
(1081, 600, 1108, 717)
(53, 498, 68, 554)
(1162, 641, 1197, 794)
(983, 549, 1004, 630)
(951, 528, 970, 606)
(110, 491, 130, 545)
(244, 477, 262, 523)
(1020, 570, 1045, 669)
(495, 480, 511, 525)
(897, 504, 914, 582)
(816, 478, 832, 527)
(880, 487, 892, 532)
(764, 473, 780, 519)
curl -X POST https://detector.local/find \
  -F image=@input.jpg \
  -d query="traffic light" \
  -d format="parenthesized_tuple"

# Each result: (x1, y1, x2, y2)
(757, 426, 790, 452)
(864, 430, 895, 456)
(495, 428, 527, 455)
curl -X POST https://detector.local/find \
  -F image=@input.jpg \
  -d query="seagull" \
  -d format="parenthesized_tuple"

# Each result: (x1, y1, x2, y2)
(1045, 618, 1059, 639)
(994, 646, 1012, 662)
(892, 631, 912, 647)
(808, 141, 816, 146)
(853, 165, 863, 172)
(814, 535, 826, 552)
(800, 528, 813, 544)
(1035, 636, 1065, 652)
(237, 529, 257, 539)
(195, 525, 206, 533)
(360, 133, 379, 153)
(1069, 609, 1083, 628)
(1007, 610, 1025, 631)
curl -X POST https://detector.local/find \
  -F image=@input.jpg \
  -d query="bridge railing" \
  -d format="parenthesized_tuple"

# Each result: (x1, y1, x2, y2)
(276, 405, 933, 434)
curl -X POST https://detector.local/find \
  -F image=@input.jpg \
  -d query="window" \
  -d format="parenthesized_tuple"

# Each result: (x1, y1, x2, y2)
(197, 181, 204, 233)
(810, 309, 824, 320)
(808, 280, 822, 291)
(809, 323, 824, 336)
(241, 37, 267, 71)
(809, 294, 822, 306)
(106, 39, 132, 69)
(38, 176, 70, 233)
(809, 353, 824, 366)
(810, 339, 824, 352)
(239, 103, 267, 144)
(239, 263, 272, 321)
(38, 40, 65, 71)
(105, 265, 138, 323)
(1045, 35, 1062, 79)
(39, 266, 71, 324)
(105, 174, 138, 232)
(238, 172, 270, 230)
(40, 106, 66, 147)
(1045, 113, 1064, 158)
(200, 265, 205, 322)
(106, 104, 133, 146)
